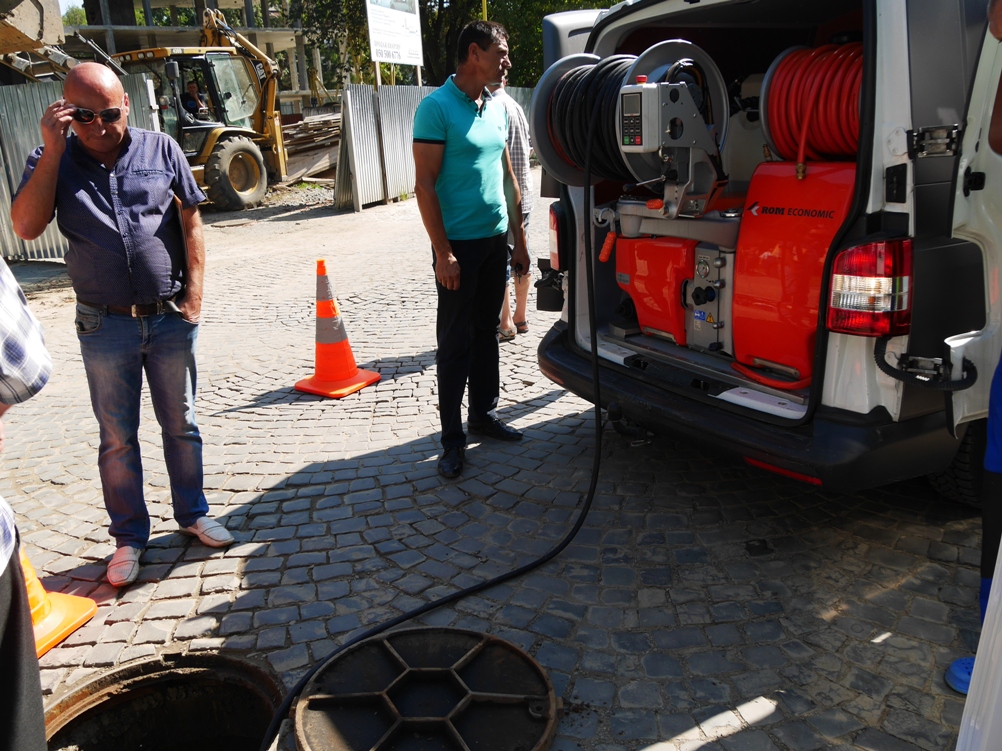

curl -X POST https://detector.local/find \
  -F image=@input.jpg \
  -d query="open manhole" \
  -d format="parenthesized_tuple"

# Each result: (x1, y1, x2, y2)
(295, 627, 560, 751)
(46, 653, 283, 751)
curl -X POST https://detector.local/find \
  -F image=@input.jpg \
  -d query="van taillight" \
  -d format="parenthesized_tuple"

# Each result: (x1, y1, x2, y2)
(549, 204, 561, 271)
(826, 238, 913, 337)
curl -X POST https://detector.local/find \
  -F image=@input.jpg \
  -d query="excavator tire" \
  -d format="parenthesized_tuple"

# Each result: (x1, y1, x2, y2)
(927, 419, 986, 508)
(204, 136, 268, 211)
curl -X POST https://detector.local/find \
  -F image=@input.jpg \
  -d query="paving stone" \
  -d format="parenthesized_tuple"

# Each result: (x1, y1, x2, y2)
(688, 651, 744, 676)
(609, 710, 658, 740)
(83, 642, 124, 667)
(771, 721, 827, 751)
(174, 616, 217, 639)
(807, 708, 865, 738)
(618, 681, 663, 709)
(570, 678, 616, 707)
(881, 708, 953, 751)
(220, 612, 252, 635)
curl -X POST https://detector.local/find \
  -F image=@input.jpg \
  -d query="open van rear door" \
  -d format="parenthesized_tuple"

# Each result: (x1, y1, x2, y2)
(950, 29, 1002, 430)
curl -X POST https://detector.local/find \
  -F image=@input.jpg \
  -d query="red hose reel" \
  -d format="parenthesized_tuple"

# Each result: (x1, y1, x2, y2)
(762, 43, 863, 174)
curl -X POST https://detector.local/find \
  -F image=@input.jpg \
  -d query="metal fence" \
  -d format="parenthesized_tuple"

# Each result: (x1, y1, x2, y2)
(338, 84, 534, 213)
(342, 84, 386, 211)
(0, 74, 156, 260)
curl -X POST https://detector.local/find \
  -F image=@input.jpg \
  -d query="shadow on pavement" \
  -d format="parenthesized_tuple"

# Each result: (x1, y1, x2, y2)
(36, 410, 981, 750)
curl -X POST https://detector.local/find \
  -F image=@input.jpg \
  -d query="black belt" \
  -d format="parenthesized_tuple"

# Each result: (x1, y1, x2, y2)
(78, 298, 175, 317)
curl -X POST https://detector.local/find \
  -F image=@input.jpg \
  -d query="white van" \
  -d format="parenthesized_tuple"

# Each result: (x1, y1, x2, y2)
(531, 0, 1000, 503)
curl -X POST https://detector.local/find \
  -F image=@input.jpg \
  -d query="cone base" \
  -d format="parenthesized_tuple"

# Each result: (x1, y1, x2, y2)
(34, 591, 98, 658)
(295, 368, 381, 399)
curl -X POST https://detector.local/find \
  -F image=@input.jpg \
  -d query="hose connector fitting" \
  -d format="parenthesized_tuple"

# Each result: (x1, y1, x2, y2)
(796, 161, 807, 180)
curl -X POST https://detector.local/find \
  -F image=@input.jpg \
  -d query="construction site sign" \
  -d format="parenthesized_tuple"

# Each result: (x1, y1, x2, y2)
(366, 0, 423, 66)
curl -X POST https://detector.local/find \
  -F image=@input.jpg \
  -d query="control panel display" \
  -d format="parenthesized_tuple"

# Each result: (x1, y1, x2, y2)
(621, 92, 643, 146)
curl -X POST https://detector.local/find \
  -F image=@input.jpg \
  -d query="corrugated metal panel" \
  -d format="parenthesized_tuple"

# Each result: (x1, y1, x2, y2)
(343, 84, 385, 209)
(0, 80, 65, 260)
(378, 85, 435, 200)
(334, 127, 353, 211)
(0, 74, 156, 260)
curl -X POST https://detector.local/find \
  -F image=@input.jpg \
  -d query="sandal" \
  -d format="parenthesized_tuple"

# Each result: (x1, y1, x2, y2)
(498, 326, 517, 341)
(515, 321, 529, 334)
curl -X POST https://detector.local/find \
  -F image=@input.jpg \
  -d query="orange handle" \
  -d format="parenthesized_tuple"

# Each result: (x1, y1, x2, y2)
(599, 233, 617, 263)
(732, 362, 811, 391)
(646, 199, 664, 210)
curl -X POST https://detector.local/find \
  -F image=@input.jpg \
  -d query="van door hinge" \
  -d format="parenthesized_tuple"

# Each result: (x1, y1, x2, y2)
(964, 166, 986, 196)
(907, 125, 961, 158)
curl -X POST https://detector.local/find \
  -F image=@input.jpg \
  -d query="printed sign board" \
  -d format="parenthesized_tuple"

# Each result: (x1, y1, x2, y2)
(365, 0, 423, 65)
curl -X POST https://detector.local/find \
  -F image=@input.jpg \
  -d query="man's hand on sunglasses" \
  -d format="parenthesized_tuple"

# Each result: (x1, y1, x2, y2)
(40, 99, 76, 158)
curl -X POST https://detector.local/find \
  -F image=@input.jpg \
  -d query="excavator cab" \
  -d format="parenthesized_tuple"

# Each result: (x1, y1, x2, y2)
(112, 10, 286, 211)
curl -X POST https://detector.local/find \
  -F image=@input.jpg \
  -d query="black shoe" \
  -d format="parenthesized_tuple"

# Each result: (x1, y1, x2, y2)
(467, 416, 523, 442)
(438, 447, 465, 478)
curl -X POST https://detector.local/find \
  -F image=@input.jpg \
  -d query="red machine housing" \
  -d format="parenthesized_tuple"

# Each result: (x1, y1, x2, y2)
(615, 236, 697, 345)
(732, 161, 857, 387)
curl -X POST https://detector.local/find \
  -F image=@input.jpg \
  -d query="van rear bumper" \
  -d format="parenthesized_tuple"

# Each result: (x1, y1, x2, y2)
(538, 323, 962, 491)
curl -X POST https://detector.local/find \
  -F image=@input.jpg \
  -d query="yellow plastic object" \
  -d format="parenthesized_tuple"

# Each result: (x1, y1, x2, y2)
(19, 549, 97, 658)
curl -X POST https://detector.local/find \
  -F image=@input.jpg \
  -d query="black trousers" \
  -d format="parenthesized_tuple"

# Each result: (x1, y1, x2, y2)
(0, 542, 46, 751)
(434, 233, 508, 449)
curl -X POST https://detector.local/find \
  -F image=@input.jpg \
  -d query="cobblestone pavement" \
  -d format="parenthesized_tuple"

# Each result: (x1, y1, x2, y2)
(7, 171, 984, 751)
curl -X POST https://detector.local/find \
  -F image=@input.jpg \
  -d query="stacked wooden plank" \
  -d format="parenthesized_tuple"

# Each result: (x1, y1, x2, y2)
(281, 112, 342, 182)
(282, 113, 341, 156)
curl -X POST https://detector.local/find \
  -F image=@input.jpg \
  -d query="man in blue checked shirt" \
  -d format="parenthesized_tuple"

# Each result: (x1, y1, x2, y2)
(11, 62, 233, 589)
(0, 257, 51, 751)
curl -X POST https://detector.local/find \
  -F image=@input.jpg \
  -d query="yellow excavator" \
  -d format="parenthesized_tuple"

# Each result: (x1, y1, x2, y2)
(112, 10, 288, 210)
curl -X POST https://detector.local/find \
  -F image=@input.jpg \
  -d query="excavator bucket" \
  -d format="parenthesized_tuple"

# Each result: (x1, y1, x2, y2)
(0, 0, 63, 56)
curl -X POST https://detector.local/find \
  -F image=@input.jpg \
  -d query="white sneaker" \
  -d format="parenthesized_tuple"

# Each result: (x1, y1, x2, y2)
(107, 546, 142, 587)
(181, 516, 234, 548)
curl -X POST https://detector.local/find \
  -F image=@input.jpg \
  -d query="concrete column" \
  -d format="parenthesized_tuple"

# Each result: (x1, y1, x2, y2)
(104, 28, 116, 54)
(287, 47, 300, 91)
(243, 0, 255, 27)
(266, 41, 275, 59)
(261, 0, 269, 27)
(98, 0, 112, 24)
(142, 0, 153, 25)
(296, 33, 308, 91)
(169, 5, 178, 24)
(312, 46, 321, 76)
(194, 0, 206, 20)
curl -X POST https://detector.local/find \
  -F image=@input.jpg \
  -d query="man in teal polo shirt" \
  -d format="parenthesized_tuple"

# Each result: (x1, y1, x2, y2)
(413, 20, 530, 478)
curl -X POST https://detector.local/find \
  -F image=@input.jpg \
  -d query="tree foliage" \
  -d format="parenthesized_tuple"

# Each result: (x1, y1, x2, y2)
(62, 5, 88, 26)
(491, 0, 597, 87)
(292, 0, 601, 88)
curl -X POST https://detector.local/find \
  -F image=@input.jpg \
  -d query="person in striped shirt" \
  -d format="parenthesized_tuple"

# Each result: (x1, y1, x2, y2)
(0, 256, 52, 751)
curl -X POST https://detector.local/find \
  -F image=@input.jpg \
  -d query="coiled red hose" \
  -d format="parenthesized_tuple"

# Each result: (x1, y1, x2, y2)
(766, 43, 863, 166)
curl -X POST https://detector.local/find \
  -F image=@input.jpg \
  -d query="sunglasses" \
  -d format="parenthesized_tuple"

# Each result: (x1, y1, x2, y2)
(71, 106, 124, 124)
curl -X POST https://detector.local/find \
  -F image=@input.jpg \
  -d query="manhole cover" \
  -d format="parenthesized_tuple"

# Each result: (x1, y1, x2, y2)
(45, 653, 282, 751)
(295, 627, 560, 751)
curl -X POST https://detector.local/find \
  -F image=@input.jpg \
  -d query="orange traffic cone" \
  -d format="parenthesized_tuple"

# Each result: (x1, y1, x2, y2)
(19, 549, 97, 658)
(295, 259, 380, 399)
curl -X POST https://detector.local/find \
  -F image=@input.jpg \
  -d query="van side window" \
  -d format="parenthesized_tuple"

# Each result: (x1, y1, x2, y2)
(989, 71, 1002, 154)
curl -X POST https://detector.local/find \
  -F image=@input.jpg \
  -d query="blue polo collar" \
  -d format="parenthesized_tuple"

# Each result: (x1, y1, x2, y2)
(445, 75, 493, 115)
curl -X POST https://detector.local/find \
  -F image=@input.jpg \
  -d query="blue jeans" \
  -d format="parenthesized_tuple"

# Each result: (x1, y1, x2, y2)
(75, 304, 208, 548)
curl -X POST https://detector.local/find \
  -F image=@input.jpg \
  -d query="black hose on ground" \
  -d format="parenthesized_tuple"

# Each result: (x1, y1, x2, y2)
(258, 94, 610, 751)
